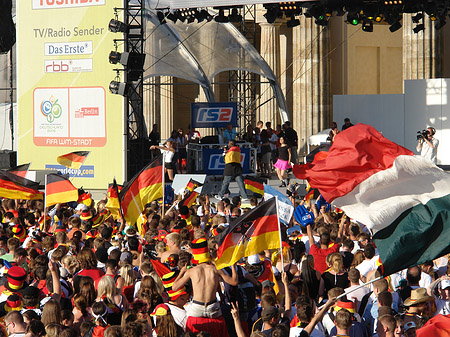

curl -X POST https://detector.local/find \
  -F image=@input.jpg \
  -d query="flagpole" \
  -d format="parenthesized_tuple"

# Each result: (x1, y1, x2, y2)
(275, 196, 284, 268)
(161, 157, 165, 217)
(318, 276, 383, 310)
(43, 174, 47, 232)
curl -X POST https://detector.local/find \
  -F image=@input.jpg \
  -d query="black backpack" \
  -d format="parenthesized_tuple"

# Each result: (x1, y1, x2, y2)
(225, 266, 257, 313)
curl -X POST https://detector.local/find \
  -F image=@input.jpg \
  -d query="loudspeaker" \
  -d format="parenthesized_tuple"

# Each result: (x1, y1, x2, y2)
(0, 0, 15, 54)
(201, 135, 219, 144)
(0, 150, 16, 169)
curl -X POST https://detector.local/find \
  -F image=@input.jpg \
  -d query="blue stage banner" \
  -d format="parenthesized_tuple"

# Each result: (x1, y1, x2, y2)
(203, 148, 251, 175)
(191, 102, 238, 129)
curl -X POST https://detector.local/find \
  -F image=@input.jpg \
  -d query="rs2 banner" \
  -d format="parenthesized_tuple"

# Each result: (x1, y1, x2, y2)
(191, 102, 238, 129)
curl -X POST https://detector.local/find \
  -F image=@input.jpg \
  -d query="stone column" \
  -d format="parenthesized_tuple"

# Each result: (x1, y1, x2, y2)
(403, 13, 441, 80)
(292, 17, 330, 159)
(143, 77, 160, 137)
(258, 22, 282, 125)
(160, 76, 173, 141)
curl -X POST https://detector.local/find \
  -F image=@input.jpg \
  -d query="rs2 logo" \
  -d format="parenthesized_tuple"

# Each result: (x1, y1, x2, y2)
(196, 108, 232, 123)
(208, 153, 245, 171)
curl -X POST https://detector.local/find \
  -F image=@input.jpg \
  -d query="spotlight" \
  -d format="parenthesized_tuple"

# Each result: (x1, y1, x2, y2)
(109, 81, 128, 96)
(196, 9, 213, 23)
(413, 23, 425, 33)
(307, 5, 329, 26)
(362, 20, 373, 32)
(264, 6, 280, 24)
(435, 17, 446, 30)
(156, 11, 167, 24)
(109, 19, 128, 33)
(374, 15, 383, 22)
(228, 8, 242, 23)
(167, 11, 178, 23)
(389, 20, 402, 32)
(412, 13, 423, 24)
(214, 9, 228, 23)
(346, 13, 360, 25)
(286, 16, 300, 28)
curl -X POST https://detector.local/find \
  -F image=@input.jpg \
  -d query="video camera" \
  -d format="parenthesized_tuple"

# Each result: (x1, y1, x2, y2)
(417, 129, 429, 141)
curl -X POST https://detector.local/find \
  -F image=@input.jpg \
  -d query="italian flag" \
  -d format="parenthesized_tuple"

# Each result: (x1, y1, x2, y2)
(294, 124, 450, 276)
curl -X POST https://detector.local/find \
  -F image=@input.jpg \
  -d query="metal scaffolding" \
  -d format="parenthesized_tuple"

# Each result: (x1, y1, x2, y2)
(228, 5, 259, 137)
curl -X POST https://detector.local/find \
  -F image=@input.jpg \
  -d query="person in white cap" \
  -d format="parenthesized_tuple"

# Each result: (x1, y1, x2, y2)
(427, 275, 450, 315)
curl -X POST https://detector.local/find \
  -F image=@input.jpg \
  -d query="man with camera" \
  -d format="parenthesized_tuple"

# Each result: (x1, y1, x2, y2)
(416, 127, 439, 164)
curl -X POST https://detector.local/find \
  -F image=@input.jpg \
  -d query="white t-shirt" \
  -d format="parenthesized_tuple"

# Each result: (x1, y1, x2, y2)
(167, 303, 187, 331)
(356, 256, 379, 278)
(435, 298, 450, 316)
(345, 284, 370, 311)
(417, 137, 439, 164)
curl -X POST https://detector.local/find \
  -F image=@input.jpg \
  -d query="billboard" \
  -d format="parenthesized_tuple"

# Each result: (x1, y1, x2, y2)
(148, 0, 318, 9)
(17, 0, 125, 189)
(191, 102, 238, 129)
(202, 148, 251, 175)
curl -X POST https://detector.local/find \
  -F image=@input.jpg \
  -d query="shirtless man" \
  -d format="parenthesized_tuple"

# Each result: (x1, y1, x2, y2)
(160, 232, 181, 263)
(172, 237, 236, 337)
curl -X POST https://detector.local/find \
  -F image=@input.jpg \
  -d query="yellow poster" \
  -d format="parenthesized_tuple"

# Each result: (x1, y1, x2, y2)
(17, 0, 125, 189)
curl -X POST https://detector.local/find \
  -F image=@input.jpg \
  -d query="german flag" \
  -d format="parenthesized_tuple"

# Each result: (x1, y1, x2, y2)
(179, 190, 199, 208)
(215, 198, 281, 269)
(0, 171, 43, 200)
(106, 178, 122, 220)
(45, 174, 78, 207)
(57, 151, 90, 170)
(119, 156, 163, 226)
(8, 163, 30, 178)
(304, 189, 314, 202)
(185, 179, 202, 193)
(244, 176, 265, 196)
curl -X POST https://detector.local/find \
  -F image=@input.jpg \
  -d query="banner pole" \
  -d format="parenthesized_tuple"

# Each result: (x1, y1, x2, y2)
(161, 157, 165, 216)
(275, 196, 284, 267)
(318, 276, 383, 310)
(43, 174, 47, 232)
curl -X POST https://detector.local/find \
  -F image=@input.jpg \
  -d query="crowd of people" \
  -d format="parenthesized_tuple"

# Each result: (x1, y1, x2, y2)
(0, 173, 447, 337)
(0, 117, 445, 337)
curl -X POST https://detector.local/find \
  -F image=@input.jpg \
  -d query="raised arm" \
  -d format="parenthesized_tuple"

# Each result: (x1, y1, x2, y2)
(172, 266, 191, 291)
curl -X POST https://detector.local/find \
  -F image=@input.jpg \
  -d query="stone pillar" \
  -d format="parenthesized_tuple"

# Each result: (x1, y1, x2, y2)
(403, 14, 441, 80)
(160, 76, 173, 141)
(143, 77, 160, 137)
(292, 17, 330, 159)
(258, 22, 282, 125)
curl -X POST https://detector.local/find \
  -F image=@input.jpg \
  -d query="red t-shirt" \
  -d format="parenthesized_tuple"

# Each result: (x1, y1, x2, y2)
(309, 243, 341, 274)
(77, 268, 105, 288)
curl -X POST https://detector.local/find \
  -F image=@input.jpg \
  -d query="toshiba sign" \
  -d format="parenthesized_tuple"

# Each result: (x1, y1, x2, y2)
(33, 0, 105, 10)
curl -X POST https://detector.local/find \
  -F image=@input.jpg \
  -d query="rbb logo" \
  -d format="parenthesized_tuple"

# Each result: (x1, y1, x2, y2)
(207, 153, 246, 171)
(45, 61, 70, 73)
(196, 108, 233, 123)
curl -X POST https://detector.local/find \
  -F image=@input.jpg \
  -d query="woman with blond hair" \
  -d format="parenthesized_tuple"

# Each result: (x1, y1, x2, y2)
(119, 264, 136, 303)
(150, 140, 176, 181)
(97, 276, 128, 324)
(318, 252, 350, 302)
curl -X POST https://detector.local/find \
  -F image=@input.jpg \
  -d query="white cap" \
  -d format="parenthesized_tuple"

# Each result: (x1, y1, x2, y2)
(75, 204, 88, 212)
(440, 279, 450, 289)
(247, 254, 261, 265)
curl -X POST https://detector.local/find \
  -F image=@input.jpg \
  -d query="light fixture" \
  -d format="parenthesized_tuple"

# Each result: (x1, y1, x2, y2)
(286, 16, 300, 28)
(264, 5, 280, 24)
(109, 81, 128, 96)
(109, 19, 128, 33)
(389, 20, 402, 32)
(196, 9, 213, 23)
(412, 13, 423, 24)
(362, 20, 373, 32)
(228, 8, 242, 22)
(413, 23, 425, 33)
(346, 12, 360, 25)
(215, 9, 228, 23)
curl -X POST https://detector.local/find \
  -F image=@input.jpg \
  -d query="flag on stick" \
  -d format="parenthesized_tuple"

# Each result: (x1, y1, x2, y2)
(185, 179, 202, 193)
(179, 190, 199, 208)
(57, 151, 90, 170)
(7, 163, 30, 178)
(106, 178, 122, 220)
(45, 174, 78, 207)
(0, 171, 43, 200)
(215, 198, 280, 269)
(293, 123, 450, 276)
(244, 176, 265, 196)
(119, 156, 163, 226)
